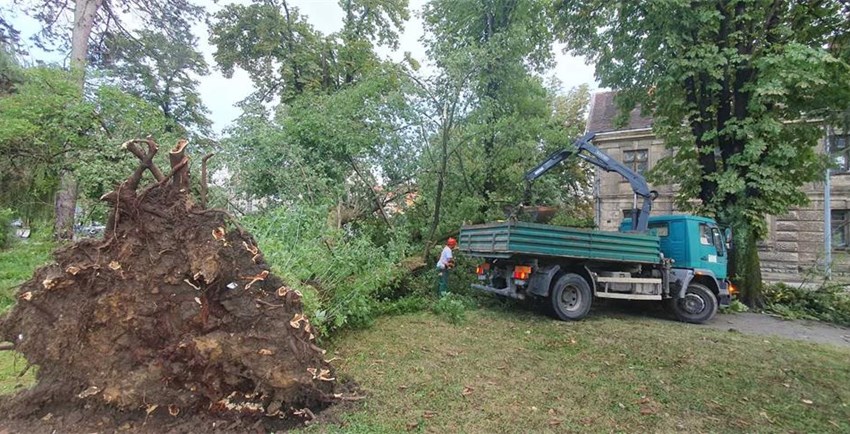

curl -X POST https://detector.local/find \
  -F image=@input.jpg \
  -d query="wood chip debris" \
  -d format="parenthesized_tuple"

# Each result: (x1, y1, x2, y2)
(243, 270, 269, 290)
(77, 386, 101, 398)
(212, 227, 226, 241)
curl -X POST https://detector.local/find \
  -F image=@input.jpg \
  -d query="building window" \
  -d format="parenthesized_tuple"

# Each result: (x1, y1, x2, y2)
(830, 134, 849, 173)
(623, 149, 649, 175)
(833, 210, 850, 250)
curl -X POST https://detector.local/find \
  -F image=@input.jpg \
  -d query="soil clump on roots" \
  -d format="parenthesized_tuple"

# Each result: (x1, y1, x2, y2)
(0, 139, 343, 433)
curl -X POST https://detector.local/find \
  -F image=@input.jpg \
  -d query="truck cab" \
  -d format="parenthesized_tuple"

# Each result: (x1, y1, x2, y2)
(620, 214, 732, 310)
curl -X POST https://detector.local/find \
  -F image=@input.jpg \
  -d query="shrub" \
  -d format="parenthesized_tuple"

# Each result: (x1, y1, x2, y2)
(763, 282, 850, 326)
(0, 208, 13, 248)
(432, 293, 476, 325)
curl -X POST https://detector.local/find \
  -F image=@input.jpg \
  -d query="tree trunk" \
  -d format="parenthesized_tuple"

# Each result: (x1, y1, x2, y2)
(729, 221, 764, 308)
(54, 0, 103, 240)
(424, 111, 451, 260)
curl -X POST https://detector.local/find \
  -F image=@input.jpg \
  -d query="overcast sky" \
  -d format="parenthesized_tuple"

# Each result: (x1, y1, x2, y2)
(11, 0, 598, 135)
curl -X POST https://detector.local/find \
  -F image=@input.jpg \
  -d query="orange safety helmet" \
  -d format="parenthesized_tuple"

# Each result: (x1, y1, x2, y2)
(447, 237, 457, 247)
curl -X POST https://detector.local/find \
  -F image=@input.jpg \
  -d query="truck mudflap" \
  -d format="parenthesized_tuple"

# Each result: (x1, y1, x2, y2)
(717, 280, 731, 306)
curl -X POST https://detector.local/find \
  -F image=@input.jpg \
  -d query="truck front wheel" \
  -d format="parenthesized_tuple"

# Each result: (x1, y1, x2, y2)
(669, 283, 718, 324)
(550, 274, 592, 321)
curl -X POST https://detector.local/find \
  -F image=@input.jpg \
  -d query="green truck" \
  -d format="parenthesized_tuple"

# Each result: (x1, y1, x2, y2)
(459, 133, 732, 324)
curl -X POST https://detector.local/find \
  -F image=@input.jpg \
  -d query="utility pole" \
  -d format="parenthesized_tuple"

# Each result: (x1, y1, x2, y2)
(824, 125, 832, 280)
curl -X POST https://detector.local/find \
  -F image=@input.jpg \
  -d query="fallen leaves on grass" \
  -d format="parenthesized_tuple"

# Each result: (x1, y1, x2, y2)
(423, 410, 437, 419)
(462, 385, 474, 397)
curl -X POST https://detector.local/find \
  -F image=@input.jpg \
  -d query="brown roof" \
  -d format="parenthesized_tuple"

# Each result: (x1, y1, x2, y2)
(586, 91, 653, 133)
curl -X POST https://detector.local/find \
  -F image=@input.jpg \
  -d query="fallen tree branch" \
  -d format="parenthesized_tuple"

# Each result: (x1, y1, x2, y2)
(0, 343, 15, 351)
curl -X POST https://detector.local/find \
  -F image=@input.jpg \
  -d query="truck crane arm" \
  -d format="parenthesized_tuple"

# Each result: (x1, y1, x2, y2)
(524, 131, 657, 232)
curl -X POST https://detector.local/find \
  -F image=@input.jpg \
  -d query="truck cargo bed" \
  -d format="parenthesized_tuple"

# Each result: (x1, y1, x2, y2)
(459, 221, 661, 264)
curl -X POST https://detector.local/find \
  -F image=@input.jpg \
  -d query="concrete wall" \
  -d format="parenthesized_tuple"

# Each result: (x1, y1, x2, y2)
(592, 128, 850, 283)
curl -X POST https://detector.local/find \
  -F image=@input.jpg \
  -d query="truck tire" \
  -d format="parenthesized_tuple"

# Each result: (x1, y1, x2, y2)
(669, 283, 718, 324)
(550, 273, 592, 321)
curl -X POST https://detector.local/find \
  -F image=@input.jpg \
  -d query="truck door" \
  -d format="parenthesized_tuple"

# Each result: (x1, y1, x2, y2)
(697, 222, 727, 279)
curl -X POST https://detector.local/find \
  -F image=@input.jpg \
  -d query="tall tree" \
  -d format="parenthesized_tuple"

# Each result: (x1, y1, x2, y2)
(211, 0, 414, 227)
(422, 0, 556, 213)
(416, 0, 595, 256)
(13, 0, 204, 239)
(555, 0, 850, 304)
(102, 30, 212, 137)
(210, 0, 408, 103)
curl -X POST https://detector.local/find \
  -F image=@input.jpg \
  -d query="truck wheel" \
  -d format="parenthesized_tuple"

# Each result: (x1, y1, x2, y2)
(669, 283, 718, 324)
(550, 274, 592, 321)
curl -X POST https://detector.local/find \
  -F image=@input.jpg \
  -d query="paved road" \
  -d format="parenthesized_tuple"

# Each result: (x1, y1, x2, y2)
(702, 312, 850, 349)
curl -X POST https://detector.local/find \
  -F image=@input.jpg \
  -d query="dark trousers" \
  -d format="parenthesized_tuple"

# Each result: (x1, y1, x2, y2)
(437, 267, 448, 296)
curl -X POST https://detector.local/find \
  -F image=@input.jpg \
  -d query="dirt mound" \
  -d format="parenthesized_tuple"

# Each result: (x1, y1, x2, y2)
(0, 139, 342, 432)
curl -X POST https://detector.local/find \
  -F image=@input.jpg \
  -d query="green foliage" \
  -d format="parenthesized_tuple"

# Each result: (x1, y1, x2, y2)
(210, 0, 408, 102)
(720, 298, 750, 314)
(431, 293, 475, 325)
(246, 205, 412, 335)
(0, 61, 198, 224)
(0, 66, 93, 220)
(0, 208, 12, 248)
(763, 283, 850, 326)
(555, 1, 850, 303)
(0, 234, 55, 313)
(100, 29, 213, 138)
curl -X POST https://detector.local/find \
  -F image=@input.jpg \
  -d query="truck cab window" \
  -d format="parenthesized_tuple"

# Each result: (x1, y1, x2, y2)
(699, 224, 713, 246)
(711, 227, 724, 256)
(649, 224, 668, 237)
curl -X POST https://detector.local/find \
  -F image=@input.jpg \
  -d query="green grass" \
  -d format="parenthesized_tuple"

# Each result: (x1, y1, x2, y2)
(0, 238, 54, 395)
(0, 238, 54, 312)
(307, 308, 850, 433)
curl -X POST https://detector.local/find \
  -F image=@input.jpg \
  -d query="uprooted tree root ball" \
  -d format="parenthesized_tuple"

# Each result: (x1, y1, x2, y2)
(0, 139, 348, 432)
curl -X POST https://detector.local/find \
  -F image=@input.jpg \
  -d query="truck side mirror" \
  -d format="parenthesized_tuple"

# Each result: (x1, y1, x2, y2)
(724, 228, 733, 251)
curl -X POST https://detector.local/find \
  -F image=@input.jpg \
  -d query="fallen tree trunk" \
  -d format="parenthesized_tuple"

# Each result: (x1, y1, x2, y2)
(0, 138, 340, 431)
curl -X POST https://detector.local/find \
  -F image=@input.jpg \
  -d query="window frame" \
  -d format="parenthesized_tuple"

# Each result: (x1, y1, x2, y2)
(623, 148, 649, 175)
(830, 133, 850, 174)
(832, 210, 850, 250)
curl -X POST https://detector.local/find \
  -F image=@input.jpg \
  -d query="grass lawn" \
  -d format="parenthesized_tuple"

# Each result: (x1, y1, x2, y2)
(0, 238, 54, 394)
(308, 308, 850, 433)
(0, 238, 55, 312)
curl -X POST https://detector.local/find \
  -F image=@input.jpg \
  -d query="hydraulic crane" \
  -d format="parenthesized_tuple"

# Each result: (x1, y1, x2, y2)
(524, 132, 658, 232)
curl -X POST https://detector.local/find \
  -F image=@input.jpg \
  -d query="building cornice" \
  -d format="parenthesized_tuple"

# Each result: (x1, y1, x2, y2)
(591, 128, 656, 142)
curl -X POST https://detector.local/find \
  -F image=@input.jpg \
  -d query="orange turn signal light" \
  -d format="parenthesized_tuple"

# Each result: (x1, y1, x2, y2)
(513, 265, 532, 280)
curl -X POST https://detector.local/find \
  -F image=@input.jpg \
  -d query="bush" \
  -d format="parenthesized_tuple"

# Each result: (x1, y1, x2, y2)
(0, 208, 12, 248)
(763, 283, 850, 326)
(432, 293, 475, 325)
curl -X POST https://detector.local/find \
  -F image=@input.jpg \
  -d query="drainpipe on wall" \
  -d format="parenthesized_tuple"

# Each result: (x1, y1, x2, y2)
(824, 125, 832, 280)
(594, 166, 602, 228)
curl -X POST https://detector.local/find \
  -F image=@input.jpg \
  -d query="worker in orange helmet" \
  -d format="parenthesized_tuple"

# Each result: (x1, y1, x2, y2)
(436, 237, 457, 296)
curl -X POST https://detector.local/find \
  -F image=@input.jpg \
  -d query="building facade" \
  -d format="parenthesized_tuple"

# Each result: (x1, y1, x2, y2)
(588, 92, 850, 283)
